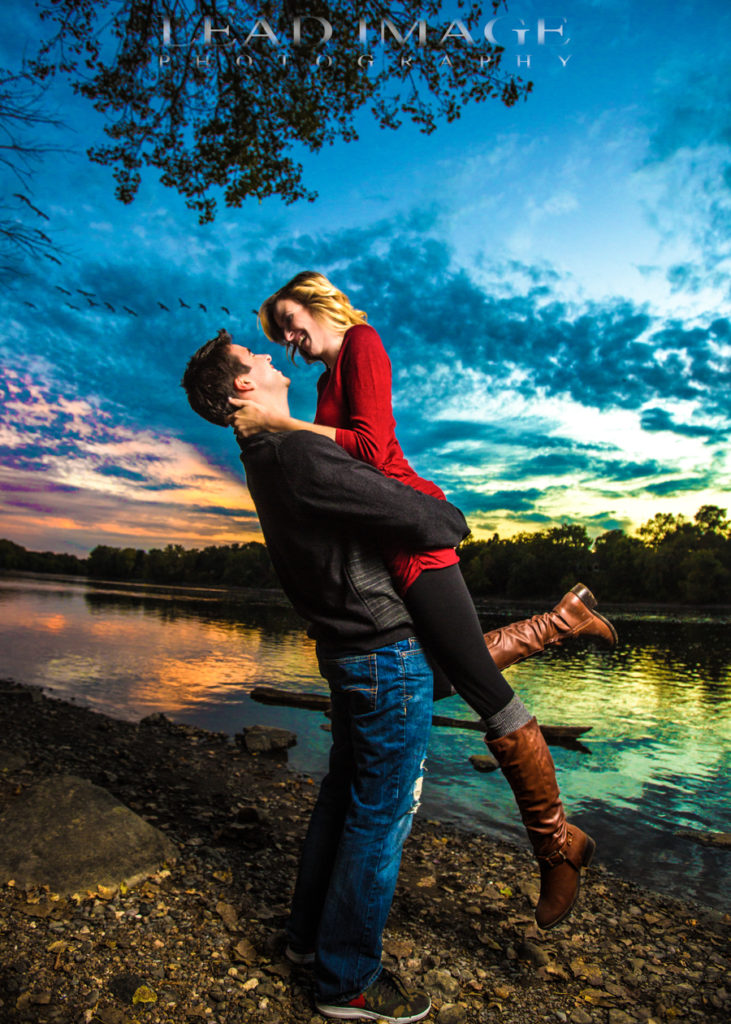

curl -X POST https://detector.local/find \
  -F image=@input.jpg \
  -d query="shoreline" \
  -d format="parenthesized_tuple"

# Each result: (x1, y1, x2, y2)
(0, 679, 728, 1024)
(4, 569, 731, 617)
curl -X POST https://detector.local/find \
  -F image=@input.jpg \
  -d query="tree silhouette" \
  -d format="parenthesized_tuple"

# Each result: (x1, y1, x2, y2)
(2, 505, 729, 602)
(0, 71, 66, 273)
(28, 1, 531, 223)
(694, 504, 730, 539)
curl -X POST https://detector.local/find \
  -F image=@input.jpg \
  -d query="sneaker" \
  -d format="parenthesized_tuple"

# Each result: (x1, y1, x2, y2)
(285, 944, 315, 966)
(316, 967, 431, 1022)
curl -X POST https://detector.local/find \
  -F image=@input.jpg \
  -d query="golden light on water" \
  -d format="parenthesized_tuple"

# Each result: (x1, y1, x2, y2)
(2, 584, 319, 717)
(36, 613, 68, 633)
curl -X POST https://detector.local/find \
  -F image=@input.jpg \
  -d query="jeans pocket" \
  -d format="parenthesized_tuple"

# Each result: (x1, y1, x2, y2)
(398, 645, 430, 705)
(318, 652, 378, 713)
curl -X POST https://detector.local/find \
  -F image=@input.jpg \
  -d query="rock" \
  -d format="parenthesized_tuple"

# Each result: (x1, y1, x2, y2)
(216, 901, 239, 930)
(0, 775, 177, 894)
(518, 941, 550, 967)
(138, 712, 173, 730)
(468, 754, 499, 773)
(424, 968, 461, 1000)
(94, 1008, 129, 1024)
(571, 1012, 592, 1024)
(609, 1011, 636, 1024)
(237, 725, 297, 754)
(384, 938, 414, 958)
(235, 806, 261, 824)
(438, 1003, 469, 1023)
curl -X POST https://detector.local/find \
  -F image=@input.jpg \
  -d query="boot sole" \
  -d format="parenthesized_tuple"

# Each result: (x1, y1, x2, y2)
(593, 611, 618, 646)
(538, 835, 597, 931)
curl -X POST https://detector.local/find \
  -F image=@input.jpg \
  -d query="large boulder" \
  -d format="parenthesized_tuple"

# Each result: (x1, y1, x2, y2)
(0, 774, 177, 894)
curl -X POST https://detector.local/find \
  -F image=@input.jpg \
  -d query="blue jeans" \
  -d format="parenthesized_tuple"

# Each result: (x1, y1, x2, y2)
(287, 636, 433, 1003)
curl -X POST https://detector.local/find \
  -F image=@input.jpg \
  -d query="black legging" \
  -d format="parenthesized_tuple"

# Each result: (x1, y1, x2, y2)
(404, 564, 515, 722)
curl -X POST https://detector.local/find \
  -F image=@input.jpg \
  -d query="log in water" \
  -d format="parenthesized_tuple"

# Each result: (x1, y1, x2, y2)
(249, 685, 592, 745)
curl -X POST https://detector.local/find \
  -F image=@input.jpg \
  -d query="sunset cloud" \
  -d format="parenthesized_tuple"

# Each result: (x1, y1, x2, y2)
(1, 0, 729, 553)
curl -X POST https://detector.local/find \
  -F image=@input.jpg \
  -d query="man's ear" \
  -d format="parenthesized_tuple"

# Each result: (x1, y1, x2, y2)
(232, 374, 255, 397)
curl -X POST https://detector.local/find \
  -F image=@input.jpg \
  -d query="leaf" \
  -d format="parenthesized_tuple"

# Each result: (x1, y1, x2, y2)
(232, 938, 257, 965)
(580, 987, 608, 1005)
(132, 985, 157, 1005)
(46, 939, 71, 953)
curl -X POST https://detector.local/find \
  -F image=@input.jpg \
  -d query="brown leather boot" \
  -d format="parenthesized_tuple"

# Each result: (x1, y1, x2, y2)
(486, 717, 596, 929)
(484, 583, 617, 671)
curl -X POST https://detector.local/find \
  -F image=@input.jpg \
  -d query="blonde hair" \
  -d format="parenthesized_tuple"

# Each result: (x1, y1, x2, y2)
(259, 271, 368, 362)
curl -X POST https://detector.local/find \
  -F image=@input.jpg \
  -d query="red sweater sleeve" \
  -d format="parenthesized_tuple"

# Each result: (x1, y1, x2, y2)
(333, 327, 396, 467)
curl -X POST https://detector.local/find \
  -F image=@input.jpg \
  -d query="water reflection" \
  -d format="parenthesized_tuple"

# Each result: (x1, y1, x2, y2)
(0, 575, 323, 718)
(1, 574, 729, 909)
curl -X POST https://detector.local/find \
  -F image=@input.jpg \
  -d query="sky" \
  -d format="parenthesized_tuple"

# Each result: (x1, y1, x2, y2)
(1, 0, 729, 556)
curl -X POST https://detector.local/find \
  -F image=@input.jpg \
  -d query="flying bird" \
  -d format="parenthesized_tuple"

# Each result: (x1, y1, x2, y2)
(87, 299, 100, 307)
(77, 289, 95, 298)
(55, 286, 72, 295)
(23, 300, 37, 308)
(13, 193, 49, 219)
(123, 306, 138, 316)
(198, 303, 207, 312)
(178, 297, 190, 308)
(44, 254, 62, 265)
(104, 302, 115, 312)
(65, 302, 80, 310)
(221, 306, 230, 315)
(157, 301, 170, 311)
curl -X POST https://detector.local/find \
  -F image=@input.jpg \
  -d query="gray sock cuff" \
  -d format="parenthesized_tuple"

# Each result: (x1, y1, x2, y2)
(482, 694, 533, 740)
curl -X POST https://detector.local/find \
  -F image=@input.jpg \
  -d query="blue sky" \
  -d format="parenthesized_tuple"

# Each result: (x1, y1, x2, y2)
(1, 0, 729, 555)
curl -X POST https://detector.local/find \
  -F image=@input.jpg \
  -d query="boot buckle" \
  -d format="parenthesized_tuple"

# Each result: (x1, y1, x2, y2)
(540, 848, 569, 868)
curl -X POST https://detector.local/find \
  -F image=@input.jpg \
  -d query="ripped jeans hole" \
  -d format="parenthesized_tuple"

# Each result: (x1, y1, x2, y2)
(409, 769, 425, 815)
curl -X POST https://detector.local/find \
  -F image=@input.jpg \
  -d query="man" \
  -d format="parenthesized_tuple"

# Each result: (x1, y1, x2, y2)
(183, 330, 469, 1023)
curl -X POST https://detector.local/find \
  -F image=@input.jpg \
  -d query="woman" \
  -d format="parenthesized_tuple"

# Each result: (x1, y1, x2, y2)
(231, 271, 613, 930)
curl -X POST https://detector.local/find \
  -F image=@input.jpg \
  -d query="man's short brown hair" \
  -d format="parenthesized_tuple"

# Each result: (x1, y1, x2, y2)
(181, 329, 251, 426)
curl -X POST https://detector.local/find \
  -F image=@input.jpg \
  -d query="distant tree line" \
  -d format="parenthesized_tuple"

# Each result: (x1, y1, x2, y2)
(0, 539, 279, 590)
(1, 505, 729, 604)
(459, 505, 731, 604)
(0, 539, 86, 577)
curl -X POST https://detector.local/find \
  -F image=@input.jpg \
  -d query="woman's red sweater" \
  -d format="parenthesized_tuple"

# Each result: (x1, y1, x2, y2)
(314, 324, 459, 594)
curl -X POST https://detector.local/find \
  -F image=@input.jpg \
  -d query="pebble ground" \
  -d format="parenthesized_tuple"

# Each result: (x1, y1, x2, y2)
(0, 679, 728, 1024)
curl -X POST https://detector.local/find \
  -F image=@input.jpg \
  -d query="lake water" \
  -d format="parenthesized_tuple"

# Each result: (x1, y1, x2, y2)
(1, 573, 729, 912)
